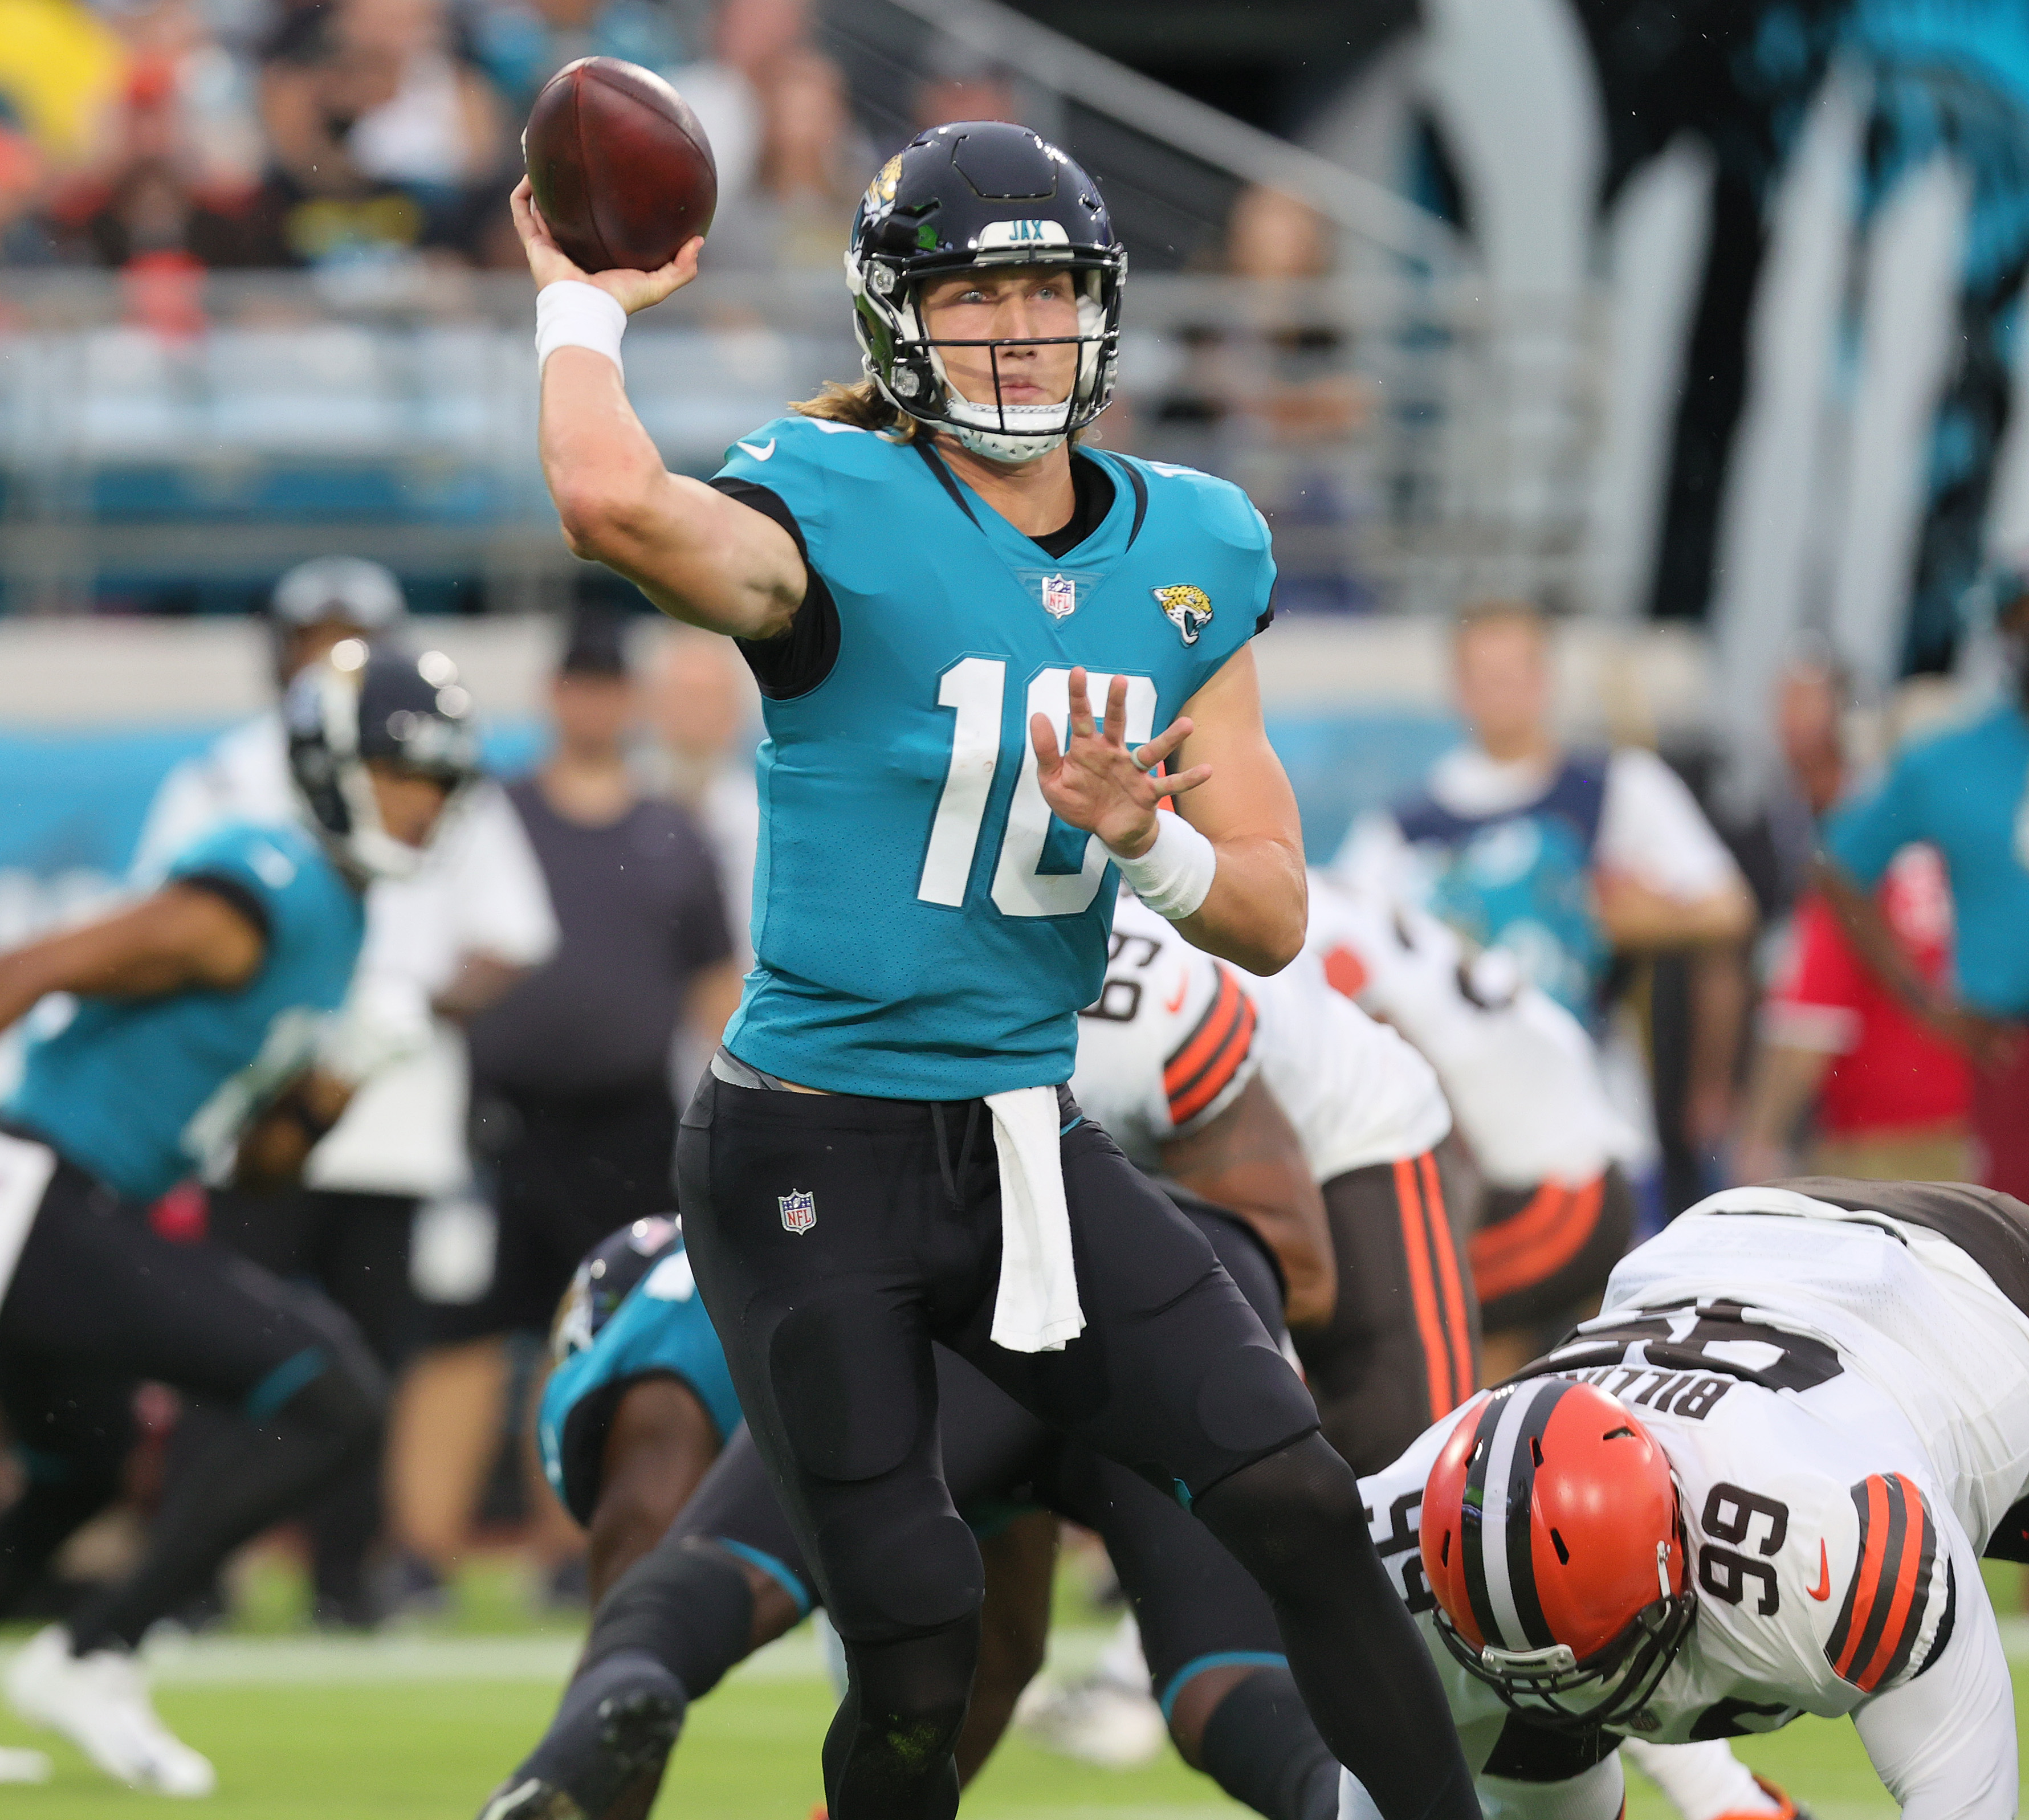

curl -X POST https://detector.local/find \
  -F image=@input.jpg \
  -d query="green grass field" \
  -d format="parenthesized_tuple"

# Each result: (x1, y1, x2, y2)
(0, 1554, 2019, 1818)
(0, 1625, 1981, 1820)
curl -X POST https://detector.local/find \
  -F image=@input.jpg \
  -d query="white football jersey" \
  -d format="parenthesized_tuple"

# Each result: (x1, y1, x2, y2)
(1305, 872, 1633, 1189)
(1352, 1185, 2028, 1820)
(1073, 895, 1450, 1181)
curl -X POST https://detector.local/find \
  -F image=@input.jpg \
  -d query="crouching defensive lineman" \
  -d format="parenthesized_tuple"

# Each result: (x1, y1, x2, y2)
(1350, 1176, 2029, 1820)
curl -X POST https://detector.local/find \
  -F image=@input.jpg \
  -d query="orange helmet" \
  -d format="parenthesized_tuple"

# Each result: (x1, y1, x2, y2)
(1420, 1379, 1694, 1729)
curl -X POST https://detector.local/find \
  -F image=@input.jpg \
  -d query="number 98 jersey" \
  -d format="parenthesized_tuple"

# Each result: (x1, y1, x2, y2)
(711, 417, 1274, 1101)
(1358, 1181, 2029, 1813)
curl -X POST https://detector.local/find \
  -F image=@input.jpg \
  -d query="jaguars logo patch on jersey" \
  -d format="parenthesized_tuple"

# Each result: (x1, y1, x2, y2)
(1155, 585, 1214, 646)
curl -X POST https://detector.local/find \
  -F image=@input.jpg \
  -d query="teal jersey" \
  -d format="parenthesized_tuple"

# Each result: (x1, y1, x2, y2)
(7, 821, 364, 1200)
(715, 417, 1274, 1099)
(537, 1225, 743, 1523)
(1824, 701, 2029, 1018)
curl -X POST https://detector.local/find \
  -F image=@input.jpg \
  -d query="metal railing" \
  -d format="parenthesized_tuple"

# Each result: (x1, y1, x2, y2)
(0, 267, 1608, 617)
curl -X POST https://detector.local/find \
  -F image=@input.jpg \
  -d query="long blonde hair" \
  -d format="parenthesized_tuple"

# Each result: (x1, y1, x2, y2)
(787, 378, 918, 439)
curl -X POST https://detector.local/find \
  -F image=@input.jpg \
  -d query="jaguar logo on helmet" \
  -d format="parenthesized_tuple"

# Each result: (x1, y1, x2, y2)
(1154, 585, 1213, 645)
(862, 154, 902, 219)
(1419, 1379, 1697, 1731)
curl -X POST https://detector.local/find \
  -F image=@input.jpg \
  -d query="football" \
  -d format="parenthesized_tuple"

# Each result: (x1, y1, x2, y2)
(523, 58, 718, 274)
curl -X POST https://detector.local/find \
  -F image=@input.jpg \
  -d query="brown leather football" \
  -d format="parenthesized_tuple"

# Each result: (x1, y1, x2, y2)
(523, 58, 717, 274)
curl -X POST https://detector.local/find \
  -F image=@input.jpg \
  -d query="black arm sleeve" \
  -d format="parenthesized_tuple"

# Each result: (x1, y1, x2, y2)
(707, 478, 841, 700)
(174, 871, 273, 951)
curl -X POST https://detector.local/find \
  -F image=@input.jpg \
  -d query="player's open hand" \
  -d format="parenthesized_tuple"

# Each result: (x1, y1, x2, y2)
(1032, 668, 1212, 856)
(511, 178, 702, 316)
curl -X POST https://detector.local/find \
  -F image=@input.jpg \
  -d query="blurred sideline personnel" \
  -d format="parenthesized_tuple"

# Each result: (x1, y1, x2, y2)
(1076, 892, 1471, 1471)
(1305, 874, 1639, 1382)
(641, 630, 760, 972)
(131, 556, 557, 1627)
(1340, 599, 1755, 1023)
(514, 119, 1476, 1820)
(1738, 846, 1971, 1185)
(389, 612, 740, 1584)
(1353, 1177, 2029, 1820)
(1816, 565, 2029, 1199)
(0, 647, 477, 1794)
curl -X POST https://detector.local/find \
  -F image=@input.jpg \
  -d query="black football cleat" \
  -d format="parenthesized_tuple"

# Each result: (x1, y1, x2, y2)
(476, 1654, 685, 1820)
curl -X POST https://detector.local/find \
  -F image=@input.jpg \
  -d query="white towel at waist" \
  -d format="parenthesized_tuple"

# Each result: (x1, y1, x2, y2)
(985, 1085, 1084, 1353)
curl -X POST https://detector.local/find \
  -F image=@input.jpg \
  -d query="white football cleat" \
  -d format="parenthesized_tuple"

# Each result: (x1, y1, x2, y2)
(0, 1744, 51, 1782)
(5, 1626, 217, 1796)
(1013, 1675, 1167, 1769)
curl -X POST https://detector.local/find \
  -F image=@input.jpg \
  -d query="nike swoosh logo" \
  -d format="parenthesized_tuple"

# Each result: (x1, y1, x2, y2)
(736, 438, 776, 461)
(1165, 978, 1188, 1015)
(1808, 1540, 1831, 1601)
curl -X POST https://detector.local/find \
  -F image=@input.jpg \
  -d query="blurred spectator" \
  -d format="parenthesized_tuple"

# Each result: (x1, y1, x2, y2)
(642, 627, 757, 964)
(1227, 182, 1332, 281)
(661, 0, 810, 213)
(258, 0, 506, 264)
(467, 0, 687, 122)
(0, 126, 58, 266)
(708, 42, 861, 272)
(1149, 185, 1370, 610)
(388, 611, 741, 1586)
(912, 58, 1017, 132)
(131, 556, 556, 1628)
(1818, 569, 2029, 1199)
(1737, 844, 1971, 1185)
(0, 0, 127, 170)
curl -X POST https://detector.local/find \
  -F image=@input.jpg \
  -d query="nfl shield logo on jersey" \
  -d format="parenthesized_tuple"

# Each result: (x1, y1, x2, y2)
(778, 1189, 817, 1235)
(1041, 574, 1077, 619)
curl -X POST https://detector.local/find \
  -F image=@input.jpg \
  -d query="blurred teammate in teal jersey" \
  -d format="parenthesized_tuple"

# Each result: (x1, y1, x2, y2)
(0, 644, 477, 1795)
(510, 120, 1477, 1820)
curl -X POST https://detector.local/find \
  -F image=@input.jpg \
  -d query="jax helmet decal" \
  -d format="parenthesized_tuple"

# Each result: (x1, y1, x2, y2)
(285, 640, 482, 883)
(1420, 1379, 1696, 1730)
(845, 120, 1126, 464)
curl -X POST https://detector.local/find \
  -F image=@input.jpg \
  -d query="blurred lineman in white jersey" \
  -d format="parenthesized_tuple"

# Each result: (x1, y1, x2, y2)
(1304, 872, 1640, 1382)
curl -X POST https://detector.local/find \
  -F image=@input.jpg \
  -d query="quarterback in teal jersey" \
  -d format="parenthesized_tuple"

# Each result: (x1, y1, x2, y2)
(0, 646, 476, 1795)
(512, 120, 1476, 1820)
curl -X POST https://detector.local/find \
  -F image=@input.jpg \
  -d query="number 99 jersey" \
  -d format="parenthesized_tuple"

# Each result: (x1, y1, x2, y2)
(710, 417, 1274, 1101)
(1355, 1180, 2029, 1817)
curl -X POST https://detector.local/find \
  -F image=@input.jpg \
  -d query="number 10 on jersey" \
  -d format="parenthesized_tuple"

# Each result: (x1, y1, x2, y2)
(917, 660, 1157, 919)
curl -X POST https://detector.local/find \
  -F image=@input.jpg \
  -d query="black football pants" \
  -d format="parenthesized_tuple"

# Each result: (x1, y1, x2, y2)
(0, 1140, 385, 1652)
(677, 1071, 1476, 1820)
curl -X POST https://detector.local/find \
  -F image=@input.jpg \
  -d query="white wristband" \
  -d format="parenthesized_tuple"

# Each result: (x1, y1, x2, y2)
(1108, 810, 1216, 920)
(535, 280, 627, 379)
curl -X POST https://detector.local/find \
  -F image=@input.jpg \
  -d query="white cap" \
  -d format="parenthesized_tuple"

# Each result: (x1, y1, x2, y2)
(271, 557, 407, 630)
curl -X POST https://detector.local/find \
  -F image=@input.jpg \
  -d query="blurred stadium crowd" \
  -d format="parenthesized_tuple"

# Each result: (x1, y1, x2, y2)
(0, 0, 874, 278)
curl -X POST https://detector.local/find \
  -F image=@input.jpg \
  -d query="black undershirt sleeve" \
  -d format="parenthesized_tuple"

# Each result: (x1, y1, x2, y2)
(706, 478, 842, 700)
(174, 871, 273, 952)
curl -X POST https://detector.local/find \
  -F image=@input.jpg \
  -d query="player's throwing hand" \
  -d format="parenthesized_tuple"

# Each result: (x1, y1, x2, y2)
(1031, 667, 1213, 858)
(510, 177, 702, 316)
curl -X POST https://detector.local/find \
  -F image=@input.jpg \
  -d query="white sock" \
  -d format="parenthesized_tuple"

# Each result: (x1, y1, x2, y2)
(1621, 1739, 1780, 1820)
